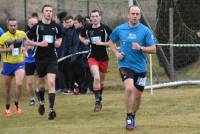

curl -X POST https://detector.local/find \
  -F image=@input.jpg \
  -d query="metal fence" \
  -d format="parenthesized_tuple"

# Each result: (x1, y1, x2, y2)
(0, 0, 130, 30)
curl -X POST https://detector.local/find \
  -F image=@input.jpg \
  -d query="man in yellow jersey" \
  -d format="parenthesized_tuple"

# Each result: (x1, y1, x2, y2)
(0, 18, 47, 117)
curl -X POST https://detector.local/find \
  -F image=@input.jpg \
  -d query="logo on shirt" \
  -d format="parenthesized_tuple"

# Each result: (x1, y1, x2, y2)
(151, 35, 154, 40)
(128, 33, 136, 39)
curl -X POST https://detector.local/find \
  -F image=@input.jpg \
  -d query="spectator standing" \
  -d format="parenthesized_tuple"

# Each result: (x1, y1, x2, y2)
(61, 16, 76, 94)
(73, 15, 92, 94)
(55, 11, 67, 92)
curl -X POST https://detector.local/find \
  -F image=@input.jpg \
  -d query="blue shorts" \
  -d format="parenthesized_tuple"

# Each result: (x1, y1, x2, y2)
(2, 62, 25, 76)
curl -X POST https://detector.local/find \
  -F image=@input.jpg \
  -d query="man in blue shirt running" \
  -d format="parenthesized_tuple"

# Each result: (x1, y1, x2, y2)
(108, 5, 156, 130)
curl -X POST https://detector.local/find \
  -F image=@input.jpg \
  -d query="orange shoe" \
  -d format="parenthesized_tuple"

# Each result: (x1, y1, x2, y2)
(15, 106, 22, 114)
(5, 109, 12, 117)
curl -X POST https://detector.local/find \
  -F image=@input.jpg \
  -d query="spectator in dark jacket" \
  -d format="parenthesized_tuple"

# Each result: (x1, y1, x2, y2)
(55, 11, 67, 92)
(74, 15, 93, 94)
(61, 16, 77, 94)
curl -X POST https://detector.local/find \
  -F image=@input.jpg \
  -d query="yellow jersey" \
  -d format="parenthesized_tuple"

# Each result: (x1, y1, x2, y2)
(0, 30, 28, 63)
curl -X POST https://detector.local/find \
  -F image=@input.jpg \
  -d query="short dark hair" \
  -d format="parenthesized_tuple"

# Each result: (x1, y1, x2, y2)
(41, 4, 53, 12)
(31, 12, 38, 18)
(63, 16, 73, 21)
(6, 17, 16, 25)
(90, 9, 102, 16)
(74, 15, 84, 23)
(57, 11, 67, 21)
(85, 16, 90, 19)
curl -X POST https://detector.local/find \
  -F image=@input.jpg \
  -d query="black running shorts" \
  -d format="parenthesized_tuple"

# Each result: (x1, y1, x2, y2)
(36, 60, 58, 78)
(25, 62, 36, 76)
(119, 67, 146, 92)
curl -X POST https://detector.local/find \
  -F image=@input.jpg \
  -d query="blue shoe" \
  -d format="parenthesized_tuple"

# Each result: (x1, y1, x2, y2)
(126, 116, 135, 130)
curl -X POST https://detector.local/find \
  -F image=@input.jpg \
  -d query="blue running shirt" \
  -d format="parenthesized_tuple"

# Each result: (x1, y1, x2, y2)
(24, 47, 36, 63)
(110, 22, 155, 73)
(24, 31, 35, 63)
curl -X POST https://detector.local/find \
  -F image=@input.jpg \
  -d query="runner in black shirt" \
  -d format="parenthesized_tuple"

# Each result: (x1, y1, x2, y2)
(28, 4, 62, 120)
(80, 9, 112, 112)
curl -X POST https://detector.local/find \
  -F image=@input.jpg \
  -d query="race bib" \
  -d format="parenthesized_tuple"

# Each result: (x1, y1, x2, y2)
(91, 36, 102, 44)
(136, 77, 147, 86)
(43, 35, 54, 43)
(11, 48, 20, 56)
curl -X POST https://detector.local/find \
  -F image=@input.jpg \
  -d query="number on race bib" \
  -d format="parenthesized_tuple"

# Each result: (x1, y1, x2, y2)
(11, 48, 20, 56)
(91, 36, 102, 44)
(136, 77, 147, 86)
(43, 35, 54, 43)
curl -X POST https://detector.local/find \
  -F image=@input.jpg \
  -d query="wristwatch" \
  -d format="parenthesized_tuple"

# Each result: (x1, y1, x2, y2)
(140, 46, 144, 51)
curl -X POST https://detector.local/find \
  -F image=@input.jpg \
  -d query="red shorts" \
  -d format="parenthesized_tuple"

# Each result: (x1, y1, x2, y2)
(88, 58, 109, 73)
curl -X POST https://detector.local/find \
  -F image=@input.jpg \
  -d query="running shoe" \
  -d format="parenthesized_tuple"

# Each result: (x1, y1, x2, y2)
(38, 104, 45, 115)
(15, 106, 22, 114)
(48, 109, 56, 120)
(94, 101, 102, 112)
(5, 109, 12, 117)
(29, 98, 36, 106)
(125, 116, 135, 130)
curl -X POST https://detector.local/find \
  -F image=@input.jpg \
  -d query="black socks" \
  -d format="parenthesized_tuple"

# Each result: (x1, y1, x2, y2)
(94, 90, 101, 102)
(48, 93, 55, 109)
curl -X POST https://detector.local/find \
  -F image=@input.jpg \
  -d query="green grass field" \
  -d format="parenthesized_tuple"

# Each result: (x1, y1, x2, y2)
(1, 87, 200, 134)
(0, 54, 200, 134)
